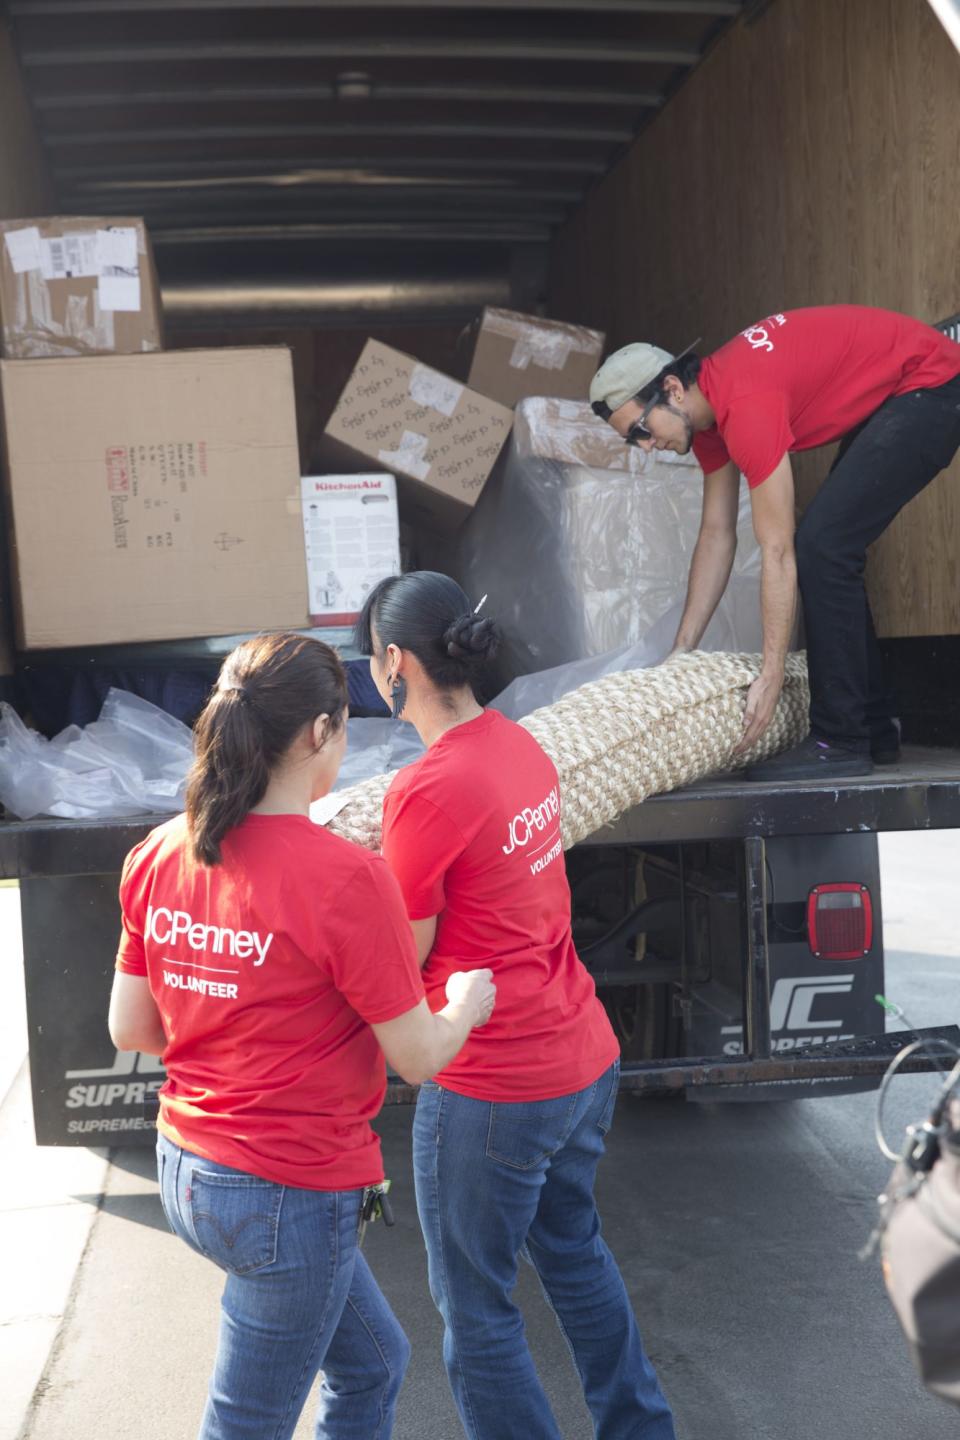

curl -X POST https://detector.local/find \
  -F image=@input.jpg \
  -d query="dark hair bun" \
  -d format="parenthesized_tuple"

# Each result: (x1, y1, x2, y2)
(442, 613, 500, 663)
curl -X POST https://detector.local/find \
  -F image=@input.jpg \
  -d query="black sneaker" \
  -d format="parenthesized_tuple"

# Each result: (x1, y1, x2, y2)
(870, 719, 902, 766)
(744, 736, 874, 783)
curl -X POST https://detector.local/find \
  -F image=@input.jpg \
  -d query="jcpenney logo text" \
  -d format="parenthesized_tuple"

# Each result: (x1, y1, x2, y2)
(502, 787, 560, 856)
(146, 905, 274, 965)
(741, 312, 787, 353)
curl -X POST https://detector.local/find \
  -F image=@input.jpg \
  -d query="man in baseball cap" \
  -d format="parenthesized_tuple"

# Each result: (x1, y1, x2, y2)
(590, 340, 699, 448)
(590, 307, 960, 780)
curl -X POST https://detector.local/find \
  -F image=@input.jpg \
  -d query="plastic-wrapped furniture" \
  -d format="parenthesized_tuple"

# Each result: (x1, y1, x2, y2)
(458, 397, 764, 685)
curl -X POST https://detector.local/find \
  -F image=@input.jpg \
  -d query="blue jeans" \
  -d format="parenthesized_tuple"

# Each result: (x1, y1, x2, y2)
(157, 1134, 410, 1440)
(412, 1062, 676, 1440)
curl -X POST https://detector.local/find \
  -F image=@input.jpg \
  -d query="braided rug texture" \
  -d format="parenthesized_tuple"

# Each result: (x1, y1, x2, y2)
(326, 650, 810, 852)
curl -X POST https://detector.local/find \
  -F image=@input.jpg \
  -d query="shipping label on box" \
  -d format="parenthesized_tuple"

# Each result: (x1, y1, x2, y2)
(324, 339, 513, 520)
(0, 216, 163, 360)
(0, 348, 307, 649)
(465, 308, 605, 409)
(301, 473, 400, 626)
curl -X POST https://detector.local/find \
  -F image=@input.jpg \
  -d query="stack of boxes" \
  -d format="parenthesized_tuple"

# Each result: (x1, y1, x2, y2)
(0, 215, 607, 687)
(313, 311, 604, 613)
(0, 217, 309, 656)
(319, 313, 605, 529)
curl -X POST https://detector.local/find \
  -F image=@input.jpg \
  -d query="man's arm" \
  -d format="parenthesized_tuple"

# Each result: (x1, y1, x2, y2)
(735, 452, 797, 752)
(672, 462, 740, 652)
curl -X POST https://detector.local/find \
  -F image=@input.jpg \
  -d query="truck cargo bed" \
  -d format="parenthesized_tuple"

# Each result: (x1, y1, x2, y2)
(590, 745, 960, 846)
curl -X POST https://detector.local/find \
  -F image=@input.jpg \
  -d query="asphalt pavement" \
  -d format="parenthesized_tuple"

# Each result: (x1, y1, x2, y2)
(4, 834, 960, 1440)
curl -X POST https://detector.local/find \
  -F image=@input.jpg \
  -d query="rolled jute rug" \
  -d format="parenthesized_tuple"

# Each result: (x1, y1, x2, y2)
(324, 650, 810, 852)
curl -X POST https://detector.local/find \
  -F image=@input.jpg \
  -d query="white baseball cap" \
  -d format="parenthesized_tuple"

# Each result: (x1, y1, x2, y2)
(590, 338, 700, 417)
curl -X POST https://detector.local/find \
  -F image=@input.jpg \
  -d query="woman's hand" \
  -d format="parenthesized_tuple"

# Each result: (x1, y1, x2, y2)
(445, 969, 496, 1028)
(373, 972, 497, 1084)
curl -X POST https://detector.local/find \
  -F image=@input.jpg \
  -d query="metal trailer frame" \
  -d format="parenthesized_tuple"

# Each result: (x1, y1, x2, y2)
(590, 747, 960, 1094)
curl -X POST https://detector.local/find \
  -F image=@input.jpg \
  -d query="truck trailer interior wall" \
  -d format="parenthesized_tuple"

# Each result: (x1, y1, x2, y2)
(0, 15, 53, 679)
(0, 15, 52, 222)
(549, 0, 960, 642)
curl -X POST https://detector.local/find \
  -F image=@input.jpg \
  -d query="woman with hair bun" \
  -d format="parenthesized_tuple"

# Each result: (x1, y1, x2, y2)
(107, 630, 495, 1440)
(357, 574, 676, 1440)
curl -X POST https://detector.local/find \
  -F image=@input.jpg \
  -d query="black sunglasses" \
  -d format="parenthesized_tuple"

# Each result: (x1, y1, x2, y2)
(591, 392, 659, 446)
(591, 336, 702, 441)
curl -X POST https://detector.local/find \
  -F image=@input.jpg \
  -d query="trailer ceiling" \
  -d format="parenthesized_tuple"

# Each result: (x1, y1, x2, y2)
(6, 0, 745, 323)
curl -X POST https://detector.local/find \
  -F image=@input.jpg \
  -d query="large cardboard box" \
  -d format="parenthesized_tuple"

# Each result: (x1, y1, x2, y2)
(323, 339, 513, 528)
(464, 308, 604, 409)
(0, 216, 163, 359)
(0, 349, 308, 648)
(300, 473, 400, 627)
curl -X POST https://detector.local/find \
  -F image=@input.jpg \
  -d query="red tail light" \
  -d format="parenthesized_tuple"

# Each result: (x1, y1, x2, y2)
(807, 883, 873, 960)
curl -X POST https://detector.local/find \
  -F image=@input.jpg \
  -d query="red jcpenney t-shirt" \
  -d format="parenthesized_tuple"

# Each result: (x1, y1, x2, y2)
(380, 710, 619, 1102)
(692, 305, 960, 487)
(116, 812, 425, 1190)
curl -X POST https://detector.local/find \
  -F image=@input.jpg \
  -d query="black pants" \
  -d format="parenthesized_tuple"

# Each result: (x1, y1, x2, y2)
(795, 371, 960, 749)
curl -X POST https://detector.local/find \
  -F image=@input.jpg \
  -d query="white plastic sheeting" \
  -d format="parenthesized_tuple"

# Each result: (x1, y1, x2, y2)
(0, 689, 193, 821)
(0, 698, 428, 822)
(459, 397, 764, 682)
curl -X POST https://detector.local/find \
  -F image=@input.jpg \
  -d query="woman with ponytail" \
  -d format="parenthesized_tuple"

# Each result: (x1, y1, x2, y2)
(357, 574, 676, 1440)
(107, 631, 495, 1440)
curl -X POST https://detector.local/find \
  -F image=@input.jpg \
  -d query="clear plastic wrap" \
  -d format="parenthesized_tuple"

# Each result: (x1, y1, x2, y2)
(310, 717, 425, 825)
(333, 718, 424, 790)
(493, 623, 679, 722)
(0, 689, 193, 820)
(458, 397, 764, 684)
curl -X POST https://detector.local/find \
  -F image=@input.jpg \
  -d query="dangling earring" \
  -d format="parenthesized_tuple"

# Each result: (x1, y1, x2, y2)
(390, 675, 407, 721)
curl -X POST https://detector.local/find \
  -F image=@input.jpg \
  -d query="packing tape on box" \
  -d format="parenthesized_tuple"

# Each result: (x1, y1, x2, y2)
(378, 429, 431, 481)
(510, 333, 573, 371)
(482, 309, 603, 370)
(409, 364, 463, 417)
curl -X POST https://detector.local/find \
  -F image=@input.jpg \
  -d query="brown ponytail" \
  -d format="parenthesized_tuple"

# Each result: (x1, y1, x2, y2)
(186, 632, 347, 865)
